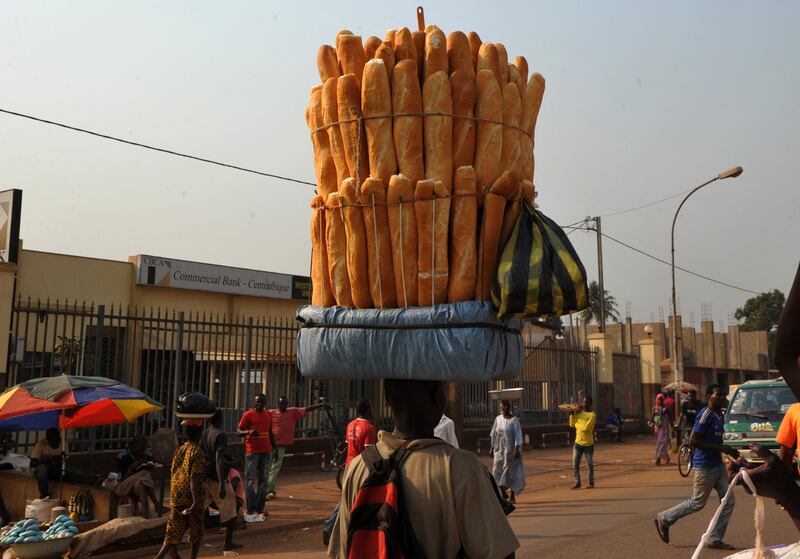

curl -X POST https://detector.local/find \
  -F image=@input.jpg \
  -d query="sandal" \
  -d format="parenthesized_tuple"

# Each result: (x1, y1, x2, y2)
(654, 518, 669, 544)
(707, 541, 735, 550)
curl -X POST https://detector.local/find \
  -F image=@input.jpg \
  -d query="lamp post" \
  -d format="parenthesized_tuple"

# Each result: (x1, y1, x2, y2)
(670, 166, 742, 443)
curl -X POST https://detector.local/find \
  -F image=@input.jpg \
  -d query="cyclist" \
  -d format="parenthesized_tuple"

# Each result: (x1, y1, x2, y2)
(681, 390, 703, 439)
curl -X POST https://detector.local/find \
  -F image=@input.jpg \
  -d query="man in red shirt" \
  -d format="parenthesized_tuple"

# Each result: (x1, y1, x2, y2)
(266, 396, 329, 500)
(345, 399, 377, 467)
(323, 398, 376, 545)
(236, 394, 276, 522)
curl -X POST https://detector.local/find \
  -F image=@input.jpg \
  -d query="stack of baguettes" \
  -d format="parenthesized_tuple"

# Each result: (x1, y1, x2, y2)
(306, 24, 545, 309)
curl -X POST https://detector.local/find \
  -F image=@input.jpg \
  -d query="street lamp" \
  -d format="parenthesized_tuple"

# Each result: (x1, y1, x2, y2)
(670, 166, 743, 441)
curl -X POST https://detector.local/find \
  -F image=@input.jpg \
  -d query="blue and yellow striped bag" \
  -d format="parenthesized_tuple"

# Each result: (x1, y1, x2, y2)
(492, 201, 589, 319)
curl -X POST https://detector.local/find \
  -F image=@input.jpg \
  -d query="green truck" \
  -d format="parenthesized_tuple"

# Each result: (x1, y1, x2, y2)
(723, 378, 796, 462)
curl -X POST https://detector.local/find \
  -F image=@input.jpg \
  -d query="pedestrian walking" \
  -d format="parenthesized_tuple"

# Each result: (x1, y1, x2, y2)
(569, 396, 596, 489)
(654, 384, 740, 551)
(153, 419, 206, 559)
(490, 400, 525, 502)
(236, 393, 275, 523)
(327, 380, 519, 558)
(435, 414, 459, 448)
(323, 398, 376, 546)
(202, 410, 240, 553)
(266, 396, 329, 501)
(653, 393, 671, 466)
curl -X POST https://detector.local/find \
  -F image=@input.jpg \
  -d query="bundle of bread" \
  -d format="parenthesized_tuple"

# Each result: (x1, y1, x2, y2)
(307, 21, 545, 309)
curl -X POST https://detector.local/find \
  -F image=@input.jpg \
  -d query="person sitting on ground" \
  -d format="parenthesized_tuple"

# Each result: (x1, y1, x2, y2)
(328, 379, 520, 558)
(202, 411, 240, 553)
(154, 419, 206, 559)
(114, 435, 161, 518)
(605, 407, 624, 443)
(654, 384, 740, 551)
(570, 396, 597, 488)
(491, 400, 526, 502)
(266, 396, 330, 501)
(435, 413, 460, 448)
(323, 398, 377, 546)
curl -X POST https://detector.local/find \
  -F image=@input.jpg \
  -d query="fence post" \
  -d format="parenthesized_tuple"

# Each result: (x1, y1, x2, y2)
(173, 311, 185, 430)
(94, 305, 105, 376)
(244, 317, 253, 409)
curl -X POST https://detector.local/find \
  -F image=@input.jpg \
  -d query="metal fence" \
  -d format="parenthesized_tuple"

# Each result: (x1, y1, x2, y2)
(612, 352, 643, 423)
(462, 339, 599, 428)
(4, 299, 388, 453)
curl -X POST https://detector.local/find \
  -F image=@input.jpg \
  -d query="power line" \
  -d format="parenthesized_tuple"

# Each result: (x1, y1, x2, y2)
(566, 223, 758, 294)
(0, 107, 317, 187)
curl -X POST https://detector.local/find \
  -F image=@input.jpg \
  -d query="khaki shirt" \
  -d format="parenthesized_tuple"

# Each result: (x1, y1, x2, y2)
(328, 431, 519, 559)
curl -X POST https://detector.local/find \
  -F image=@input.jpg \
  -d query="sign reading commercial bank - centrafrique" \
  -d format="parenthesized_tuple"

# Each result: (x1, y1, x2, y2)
(135, 255, 310, 301)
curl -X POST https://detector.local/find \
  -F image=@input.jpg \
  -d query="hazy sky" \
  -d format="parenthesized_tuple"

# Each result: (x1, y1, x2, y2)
(1, 1, 798, 325)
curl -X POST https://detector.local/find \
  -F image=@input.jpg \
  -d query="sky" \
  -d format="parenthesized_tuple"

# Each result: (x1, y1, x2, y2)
(0, 1, 798, 326)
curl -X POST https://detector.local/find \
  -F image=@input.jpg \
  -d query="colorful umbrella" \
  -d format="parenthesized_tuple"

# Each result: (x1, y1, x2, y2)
(0, 375, 163, 431)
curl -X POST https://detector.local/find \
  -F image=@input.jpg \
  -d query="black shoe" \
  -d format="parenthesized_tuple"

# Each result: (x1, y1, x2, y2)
(571, 483, 581, 490)
(654, 518, 669, 544)
(322, 530, 331, 547)
(587, 483, 595, 489)
(223, 543, 243, 551)
(707, 541, 735, 550)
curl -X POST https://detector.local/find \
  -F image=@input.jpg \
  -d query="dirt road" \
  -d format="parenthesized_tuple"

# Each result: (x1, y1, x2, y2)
(107, 436, 795, 558)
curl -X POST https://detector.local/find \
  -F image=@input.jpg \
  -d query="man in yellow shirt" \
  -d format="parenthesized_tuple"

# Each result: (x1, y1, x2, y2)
(569, 396, 597, 489)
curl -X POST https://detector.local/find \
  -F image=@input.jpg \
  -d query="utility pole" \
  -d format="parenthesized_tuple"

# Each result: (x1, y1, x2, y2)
(595, 216, 606, 333)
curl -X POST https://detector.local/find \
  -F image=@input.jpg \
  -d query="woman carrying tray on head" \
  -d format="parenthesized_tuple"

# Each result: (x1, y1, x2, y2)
(490, 400, 525, 503)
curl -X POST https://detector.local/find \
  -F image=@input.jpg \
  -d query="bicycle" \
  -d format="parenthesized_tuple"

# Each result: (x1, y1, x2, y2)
(677, 426, 693, 477)
(320, 404, 348, 489)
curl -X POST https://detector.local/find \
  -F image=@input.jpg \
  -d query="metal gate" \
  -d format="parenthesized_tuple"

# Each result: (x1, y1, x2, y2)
(612, 352, 643, 423)
(4, 299, 386, 452)
(462, 339, 599, 428)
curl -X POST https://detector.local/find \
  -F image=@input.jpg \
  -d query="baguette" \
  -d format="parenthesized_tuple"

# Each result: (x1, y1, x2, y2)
(361, 177, 397, 308)
(474, 69, 503, 192)
(322, 77, 351, 186)
(364, 36, 382, 60)
(450, 69, 477, 170)
(423, 27, 448, 82)
(412, 30, 426, 81)
(337, 74, 370, 186)
(394, 27, 416, 63)
(520, 179, 535, 203)
(415, 179, 450, 306)
(447, 166, 478, 302)
(499, 182, 522, 252)
(508, 64, 525, 101)
(446, 31, 474, 79)
(310, 195, 335, 307)
(477, 43, 503, 87)
(513, 56, 528, 97)
(387, 174, 418, 307)
(476, 171, 519, 300)
(325, 192, 353, 307)
(337, 34, 367, 85)
(339, 178, 373, 308)
(520, 72, 546, 181)
(392, 60, 425, 186)
(500, 82, 522, 175)
(496, 43, 509, 85)
(423, 71, 454, 192)
(306, 85, 338, 200)
(468, 31, 482, 73)
(374, 41, 396, 83)
(384, 28, 397, 43)
(317, 45, 340, 83)
(362, 59, 398, 185)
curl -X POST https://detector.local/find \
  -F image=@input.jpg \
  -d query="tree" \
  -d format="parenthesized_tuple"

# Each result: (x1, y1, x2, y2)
(734, 289, 785, 363)
(580, 280, 620, 324)
(54, 335, 81, 374)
